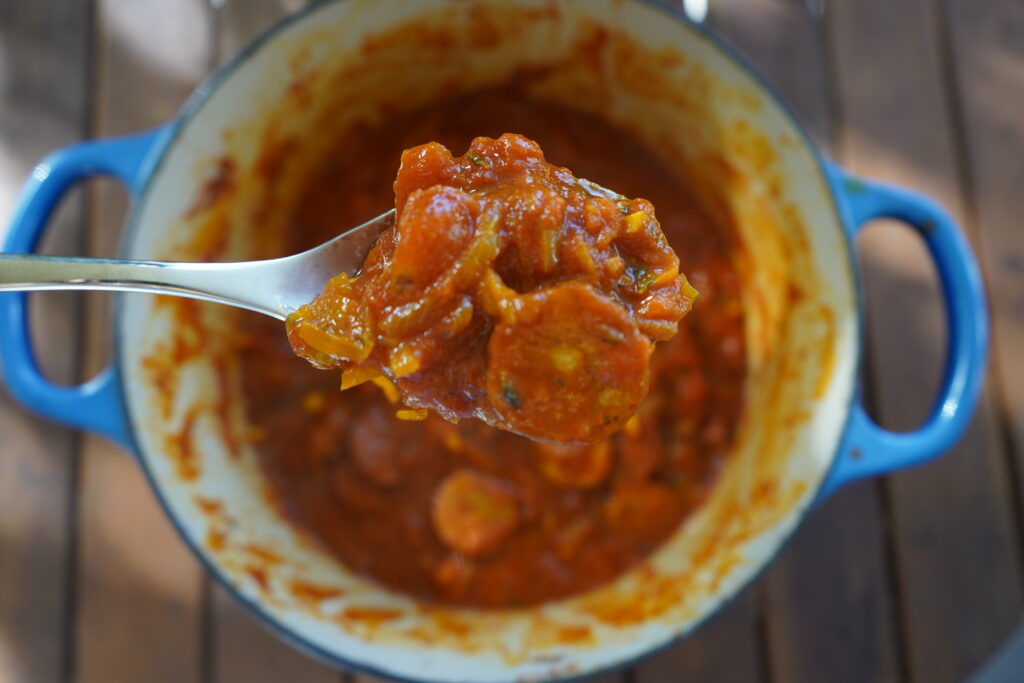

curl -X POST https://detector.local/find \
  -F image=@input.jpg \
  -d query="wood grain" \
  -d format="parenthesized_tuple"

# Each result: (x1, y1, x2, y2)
(830, 0, 1024, 681)
(708, 1, 903, 681)
(711, 0, 832, 147)
(633, 591, 763, 683)
(0, 2, 91, 682)
(211, 585, 341, 682)
(72, 2, 213, 682)
(766, 487, 903, 683)
(576, 674, 628, 683)
(940, 0, 1024, 580)
(213, 0, 310, 65)
(355, 671, 626, 683)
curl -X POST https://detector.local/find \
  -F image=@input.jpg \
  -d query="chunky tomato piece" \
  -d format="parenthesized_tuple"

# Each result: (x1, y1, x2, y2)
(430, 469, 519, 556)
(487, 284, 651, 443)
(287, 134, 696, 442)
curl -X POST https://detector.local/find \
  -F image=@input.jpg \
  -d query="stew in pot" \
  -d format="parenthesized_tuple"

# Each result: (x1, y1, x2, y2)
(241, 88, 745, 607)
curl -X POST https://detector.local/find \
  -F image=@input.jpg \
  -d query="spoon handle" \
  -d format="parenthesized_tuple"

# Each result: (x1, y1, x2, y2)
(0, 211, 394, 321)
(0, 254, 287, 319)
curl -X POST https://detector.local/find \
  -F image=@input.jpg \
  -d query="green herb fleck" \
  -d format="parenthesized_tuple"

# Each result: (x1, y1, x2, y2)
(636, 269, 659, 293)
(501, 380, 521, 409)
(467, 152, 491, 168)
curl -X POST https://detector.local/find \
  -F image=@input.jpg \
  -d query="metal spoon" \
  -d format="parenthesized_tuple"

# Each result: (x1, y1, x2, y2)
(0, 210, 395, 320)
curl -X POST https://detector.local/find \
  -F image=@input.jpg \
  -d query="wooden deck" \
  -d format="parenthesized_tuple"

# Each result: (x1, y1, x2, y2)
(1, 1, 1022, 681)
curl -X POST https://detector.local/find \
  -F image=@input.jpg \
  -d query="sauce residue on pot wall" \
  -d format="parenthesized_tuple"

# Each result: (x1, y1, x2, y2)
(134, 0, 842, 667)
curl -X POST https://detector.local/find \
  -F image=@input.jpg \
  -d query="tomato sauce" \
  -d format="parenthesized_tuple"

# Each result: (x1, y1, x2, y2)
(240, 88, 745, 607)
(286, 133, 695, 443)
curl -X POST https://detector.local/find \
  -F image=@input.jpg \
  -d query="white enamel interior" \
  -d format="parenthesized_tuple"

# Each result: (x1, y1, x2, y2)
(118, 1, 858, 680)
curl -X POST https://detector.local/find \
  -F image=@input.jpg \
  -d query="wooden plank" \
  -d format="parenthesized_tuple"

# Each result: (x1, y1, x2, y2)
(579, 674, 627, 683)
(213, 0, 311, 65)
(356, 672, 627, 683)
(357, 666, 626, 682)
(705, 1, 904, 682)
(0, 3, 91, 683)
(72, 2, 213, 682)
(830, 1, 1024, 681)
(765, 487, 903, 683)
(634, 592, 763, 683)
(711, 0, 832, 147)
(940, 0, 1024, 584)
(211, 585, 341, 682)
(355, 671, 624, 683)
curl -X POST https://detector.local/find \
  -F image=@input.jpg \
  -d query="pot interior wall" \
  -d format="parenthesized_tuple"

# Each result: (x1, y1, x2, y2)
(119, 1, 858, 680)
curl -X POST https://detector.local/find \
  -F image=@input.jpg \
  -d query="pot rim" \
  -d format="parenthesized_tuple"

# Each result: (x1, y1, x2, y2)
(113, 0, 863, 680)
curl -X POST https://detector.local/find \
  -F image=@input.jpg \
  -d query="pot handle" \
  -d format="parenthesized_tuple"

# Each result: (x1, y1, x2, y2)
(0, 127, 171, 450)
(819, 163, 988, 497)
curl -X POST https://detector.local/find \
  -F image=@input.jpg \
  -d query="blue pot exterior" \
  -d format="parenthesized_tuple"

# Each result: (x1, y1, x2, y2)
(0, 127, 171, 451)
(818, 162, 989, 497)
